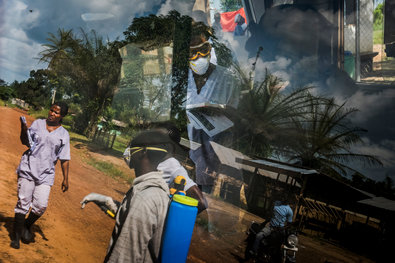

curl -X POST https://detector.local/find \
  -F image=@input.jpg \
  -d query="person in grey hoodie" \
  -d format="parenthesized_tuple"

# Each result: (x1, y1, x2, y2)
(81, 130, 172, 263)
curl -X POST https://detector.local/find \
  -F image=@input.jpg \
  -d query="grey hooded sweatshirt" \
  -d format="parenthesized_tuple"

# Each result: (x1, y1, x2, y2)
(105, 171, 170, 263)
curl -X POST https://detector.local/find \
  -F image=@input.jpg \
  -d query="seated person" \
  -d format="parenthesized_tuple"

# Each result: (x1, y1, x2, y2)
(250, 198, 293, 256)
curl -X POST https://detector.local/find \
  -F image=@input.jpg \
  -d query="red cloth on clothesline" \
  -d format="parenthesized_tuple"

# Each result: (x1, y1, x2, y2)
(220, 7, 246, 32)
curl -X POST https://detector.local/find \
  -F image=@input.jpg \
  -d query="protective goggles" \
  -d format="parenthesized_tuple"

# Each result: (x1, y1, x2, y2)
(189, 41, 211, 61)
(123, 146, 168, 168)
(129, 146, 167, 156)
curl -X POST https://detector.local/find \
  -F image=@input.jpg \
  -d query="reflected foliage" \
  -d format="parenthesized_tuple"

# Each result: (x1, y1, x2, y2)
(284, 99, 383, 179)
(122, 11, 191, 132)
(234, 70, 320, 158)
(220, 0, 243, 12)
(350, 173, 394, 199)
(233, 66, 382, 180)
(121, 12, 234, 135)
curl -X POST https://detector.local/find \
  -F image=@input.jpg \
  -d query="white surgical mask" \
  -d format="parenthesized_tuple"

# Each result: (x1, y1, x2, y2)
(189, 56, 210, 75)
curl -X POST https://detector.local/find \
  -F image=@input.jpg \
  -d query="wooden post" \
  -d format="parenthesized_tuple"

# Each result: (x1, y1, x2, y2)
(110, 133, 117, 149)
(93, 127, 98, 141)
(276, 173, 280, 181)
(247, 168, 258, 207)
(97, 129, 102, 142)
(293, 174, 309, 222)
(106, 132, 111, 148)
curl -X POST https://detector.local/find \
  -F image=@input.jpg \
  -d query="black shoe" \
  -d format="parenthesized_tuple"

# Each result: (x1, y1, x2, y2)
(21, 212, 40, 244)
(21, 227, 34, 244)
(10, 237, 20, 249)
(10, 213, 25, 249)
(248, 250, 257, 258)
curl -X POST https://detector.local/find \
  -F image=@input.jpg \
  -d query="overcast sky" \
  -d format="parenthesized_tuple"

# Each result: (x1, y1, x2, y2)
(1, 0, 394, 184)
(0, 0, 167, 83)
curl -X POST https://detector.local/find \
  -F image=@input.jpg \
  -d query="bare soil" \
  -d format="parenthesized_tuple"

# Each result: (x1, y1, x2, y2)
(362, 44, 395, 84)
(0, 106, 375, 263)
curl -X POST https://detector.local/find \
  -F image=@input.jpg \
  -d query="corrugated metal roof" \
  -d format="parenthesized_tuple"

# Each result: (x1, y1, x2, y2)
(209, 142, 306, 186)
(246, 159, 318, 175)
(210, 141, 255, 172)
(256, 169, 302, 187)
(180, 137, 201, 150)
(357, 196, 395, 212)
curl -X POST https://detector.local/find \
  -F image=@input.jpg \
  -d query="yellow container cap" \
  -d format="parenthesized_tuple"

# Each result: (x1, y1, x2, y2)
(173, 194, 198, 207)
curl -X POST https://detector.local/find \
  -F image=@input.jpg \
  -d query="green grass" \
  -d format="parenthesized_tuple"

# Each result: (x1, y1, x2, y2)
(63, 126, 132, 183)
(29, 108, 49, 119)
(111, 134, 130, 153)
(67, 127, 90, 142)
(373, 23, 384, 45)
(86, 157, 132, 184)
(373, 30, 384, 45)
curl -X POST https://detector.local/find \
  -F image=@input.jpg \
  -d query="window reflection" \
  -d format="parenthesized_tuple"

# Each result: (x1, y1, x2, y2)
(1, 0, 394, 262)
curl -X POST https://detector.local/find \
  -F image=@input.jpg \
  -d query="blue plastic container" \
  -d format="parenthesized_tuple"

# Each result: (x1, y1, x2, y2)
(161, 194, 198, 263)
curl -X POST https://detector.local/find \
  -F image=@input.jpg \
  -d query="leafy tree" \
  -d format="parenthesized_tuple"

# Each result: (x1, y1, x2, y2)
(232, 60, 382, 181)
(220, 0, 243, 12)
(350, 172, 394, 198)
(39, 29, 78, 69)
(374, 3, 384, 26)
(123, 13, 176, 50)
(351, 172, 366, 188)
(39, 29, 123, 137)
(234, 70, 321, 158)
(115, 42, 173, 128)
(123, 11, 191, 133)
(0, 79, 15, 101)
(12, 70, 53, 109)
(284, 99, 382, 179)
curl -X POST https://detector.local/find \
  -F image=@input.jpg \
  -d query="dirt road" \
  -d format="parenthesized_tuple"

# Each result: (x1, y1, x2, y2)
(0, 106, 375, 263)
(0, 106, 130, 263)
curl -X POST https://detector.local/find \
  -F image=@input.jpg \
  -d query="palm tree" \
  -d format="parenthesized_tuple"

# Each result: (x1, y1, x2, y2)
(39, 28, 78, 69)
(39, 28, 122, 137)
(283, 99, 382, 179)
(231, 62, 381, 180)
(233, 69, 321, 158)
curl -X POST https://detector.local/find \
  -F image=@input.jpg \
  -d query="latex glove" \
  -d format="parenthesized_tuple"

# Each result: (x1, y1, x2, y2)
(80, 193, 118, 213)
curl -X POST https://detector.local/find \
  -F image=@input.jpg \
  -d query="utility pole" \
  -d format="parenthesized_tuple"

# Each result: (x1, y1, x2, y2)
(355, 0, 361, 82)
(249, 46, 263, 90)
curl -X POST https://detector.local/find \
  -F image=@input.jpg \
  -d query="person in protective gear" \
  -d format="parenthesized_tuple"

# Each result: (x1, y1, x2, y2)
(80, 130, 172, 262)
(186, 24, 240, 194)
(80, 193, 119, 218)
(11, 102, 70, 249)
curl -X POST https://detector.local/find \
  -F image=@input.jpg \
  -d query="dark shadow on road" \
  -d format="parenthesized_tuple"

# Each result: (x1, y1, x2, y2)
(0, 212, 48, 243)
